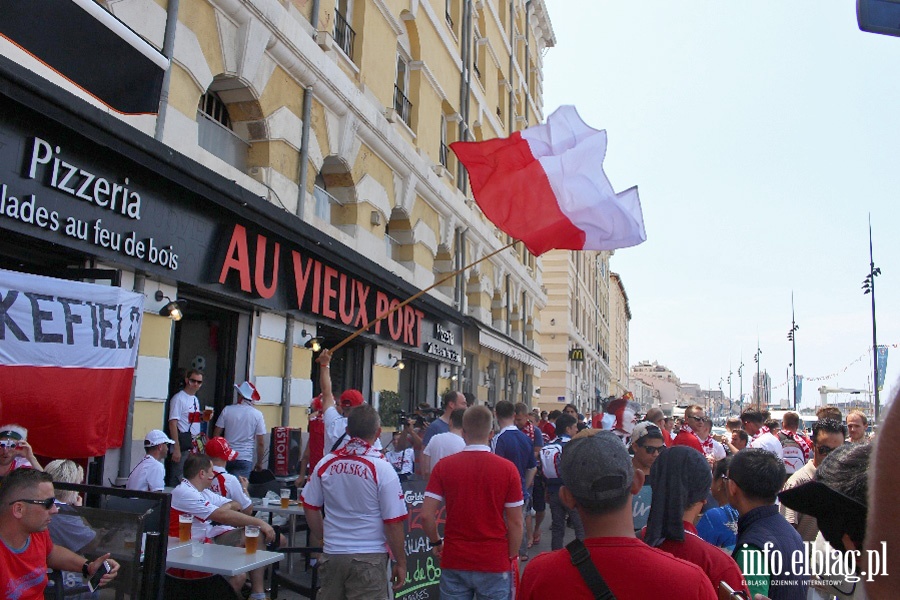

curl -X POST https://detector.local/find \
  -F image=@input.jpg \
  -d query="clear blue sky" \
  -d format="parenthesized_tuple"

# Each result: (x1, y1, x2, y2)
(542, 0, 900, 411)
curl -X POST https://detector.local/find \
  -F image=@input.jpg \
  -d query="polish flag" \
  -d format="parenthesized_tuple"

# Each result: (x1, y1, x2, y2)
(0, 269, 143, 457)
(450, 105, 646, 256)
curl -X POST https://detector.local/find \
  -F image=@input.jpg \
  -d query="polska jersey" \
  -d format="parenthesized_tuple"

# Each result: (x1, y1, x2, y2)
(539, 434, 571, 484)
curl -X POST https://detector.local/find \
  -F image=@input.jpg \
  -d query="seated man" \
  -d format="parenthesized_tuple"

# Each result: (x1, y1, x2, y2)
(0, 469, 119, 598)
(519, 430, 717, 599)
(126, 429, 175, 492)
(169, 453, 275, 597)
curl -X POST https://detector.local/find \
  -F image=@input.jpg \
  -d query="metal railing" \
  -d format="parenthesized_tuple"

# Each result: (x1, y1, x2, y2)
(334, 10, 355, 60)
(394, 84, 412, 127)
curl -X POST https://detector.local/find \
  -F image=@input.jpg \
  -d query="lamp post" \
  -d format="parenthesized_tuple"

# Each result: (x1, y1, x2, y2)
(754, 346, 763, 410)
(738, 362, 744, 413)
(787, 294, 799, 411)
(862, 216, 882, 423)
(727, 370, 733, 415)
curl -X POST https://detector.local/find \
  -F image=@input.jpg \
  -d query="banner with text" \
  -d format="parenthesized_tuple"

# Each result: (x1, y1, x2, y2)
(0, 268, 142, 457)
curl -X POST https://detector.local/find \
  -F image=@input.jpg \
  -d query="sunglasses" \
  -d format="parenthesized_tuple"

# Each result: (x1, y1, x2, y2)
(188, 379, 203, 385)
(9, 498, 56, 509)
(0, 440, 20, 449)
(640, 445, 665, 455)
(817, 445, 838, 456)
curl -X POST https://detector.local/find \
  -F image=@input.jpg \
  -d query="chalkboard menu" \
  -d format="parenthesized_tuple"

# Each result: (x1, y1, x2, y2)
(394, 478, 445, 600)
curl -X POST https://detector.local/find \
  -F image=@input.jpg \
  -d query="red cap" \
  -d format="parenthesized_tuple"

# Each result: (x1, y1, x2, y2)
(205, 437, 238, 461)
(311, 394, 323, 413)
(340, 389, 364, 408)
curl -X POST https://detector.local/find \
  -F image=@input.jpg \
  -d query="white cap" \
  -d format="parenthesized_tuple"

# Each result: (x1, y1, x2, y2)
(145, 429, 176, 447)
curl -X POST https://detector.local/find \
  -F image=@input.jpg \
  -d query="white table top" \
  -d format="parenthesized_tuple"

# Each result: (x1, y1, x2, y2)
(251, 499, 305, 516)
(167, 536, 190, 551)
(165, 543, 283, 576)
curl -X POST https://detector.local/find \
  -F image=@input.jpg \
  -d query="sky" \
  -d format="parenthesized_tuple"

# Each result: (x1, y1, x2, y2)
(542, 0, 900, 412)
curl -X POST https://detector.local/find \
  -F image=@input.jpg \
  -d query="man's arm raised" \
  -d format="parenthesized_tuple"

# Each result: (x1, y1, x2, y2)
(317, 349, 336, 413)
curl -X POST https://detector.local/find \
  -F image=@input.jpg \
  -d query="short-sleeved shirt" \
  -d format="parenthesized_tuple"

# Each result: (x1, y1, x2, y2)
(210, 465, 253, 510)
(126, 454, 166, 492)
(0, 529, 53, 600)
(518, 537, 718, 600)
(169, 479, 234, 540)
(750, 432, 784, 458)
(421, 417, 450, 447)
(169, 390, 202, 436)
(423, 431, 466, 468)
(301, 438, 407, 554)
(492, 425, 536, 493)
(322, 406, 383, 453)
(653, 522, 748, 596)
(425, 446, 524, 572)
(696, 504, 739, 552)
(214, 401, 266, 460)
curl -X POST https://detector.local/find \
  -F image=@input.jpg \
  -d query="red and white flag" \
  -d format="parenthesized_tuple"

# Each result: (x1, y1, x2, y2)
(0, 269, 143, 457)
(451, 105, 646, 256)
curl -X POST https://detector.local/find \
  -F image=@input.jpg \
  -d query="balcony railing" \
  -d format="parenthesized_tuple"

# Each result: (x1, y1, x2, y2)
(334, 10, 355, 61)
(394, 84, 412, 127)
(313, 185, 343, 222)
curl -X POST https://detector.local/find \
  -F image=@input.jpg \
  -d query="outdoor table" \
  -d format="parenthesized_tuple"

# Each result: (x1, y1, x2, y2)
(251, 498, 306, 574)
(165, 542, 283, 576)
(167, 536, 190, 551)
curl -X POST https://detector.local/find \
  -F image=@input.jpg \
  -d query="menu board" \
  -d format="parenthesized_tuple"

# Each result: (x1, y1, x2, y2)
(394, 478, 445, 600)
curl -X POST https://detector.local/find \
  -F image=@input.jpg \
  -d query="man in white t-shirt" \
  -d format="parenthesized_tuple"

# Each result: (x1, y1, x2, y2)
(742, 409, 784, 459)
(301, 403, 408, 599)
(167, 369, 204, 485)
(205, 437, 253, 514)
(316, 349, 381, 453)
(170, 454, 275, 597)
(126, 430, 174, 492)
(422, 408, 466, 479)
(213, 381, 267, 479)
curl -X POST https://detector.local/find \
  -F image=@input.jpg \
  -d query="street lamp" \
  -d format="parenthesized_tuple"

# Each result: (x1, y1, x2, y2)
(787, 294, 799, 411)
(754, 346, 763, 410)
(862, 216, 881, 422)
(738, 361, 744, 413)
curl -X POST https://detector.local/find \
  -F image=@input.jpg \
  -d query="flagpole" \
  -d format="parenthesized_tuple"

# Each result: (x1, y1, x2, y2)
(329, 241, 517, 353)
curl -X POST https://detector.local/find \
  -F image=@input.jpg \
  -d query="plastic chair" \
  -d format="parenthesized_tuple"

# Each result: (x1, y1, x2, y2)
(163, 573, 240, 600)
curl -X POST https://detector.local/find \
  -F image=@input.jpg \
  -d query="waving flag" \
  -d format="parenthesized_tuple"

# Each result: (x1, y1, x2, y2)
(451, 106, 646, 256)
(0, 269, 143, 457)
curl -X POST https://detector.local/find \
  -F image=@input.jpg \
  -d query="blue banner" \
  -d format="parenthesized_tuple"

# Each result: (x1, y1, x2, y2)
(794, 375, 803, 404)
(877, 345, 889, 391)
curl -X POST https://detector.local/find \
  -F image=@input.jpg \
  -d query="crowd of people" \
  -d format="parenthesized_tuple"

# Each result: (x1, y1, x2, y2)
(0, 352, 893, 600)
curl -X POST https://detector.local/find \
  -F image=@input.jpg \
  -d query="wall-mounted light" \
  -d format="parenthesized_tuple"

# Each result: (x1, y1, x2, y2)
(155, 291, 184, 321)
(300, 329, 324, 352)
(388, 354, 405, 370)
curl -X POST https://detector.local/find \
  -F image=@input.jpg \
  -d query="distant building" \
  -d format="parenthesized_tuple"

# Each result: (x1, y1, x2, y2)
(609, 273, 631, 398)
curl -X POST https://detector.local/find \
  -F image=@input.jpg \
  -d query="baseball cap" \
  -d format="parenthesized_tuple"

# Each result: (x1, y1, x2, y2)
(631, 421, 663, 446)
(560, 430, 634, 511)
(144, 429, 175, 447)
(205, 437, 238, 461)
(234, 381, 261, 402)
(0, 425, 26, 441)
(340, 389, 364, 408)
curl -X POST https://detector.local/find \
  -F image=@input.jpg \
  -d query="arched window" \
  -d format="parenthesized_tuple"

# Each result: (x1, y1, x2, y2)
(197, 90, 248, 170)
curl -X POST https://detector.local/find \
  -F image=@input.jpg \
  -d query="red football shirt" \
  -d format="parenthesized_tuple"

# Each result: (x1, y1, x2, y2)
(425, 446, 524, 572)
(518, 537, 717, 600)
(0, 529, 53, 599)
(654, 522, 748, 596)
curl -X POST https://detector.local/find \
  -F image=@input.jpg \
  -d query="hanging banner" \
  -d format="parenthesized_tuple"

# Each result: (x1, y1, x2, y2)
(877, 345, 889, 391)
(0, 268, 142, 457)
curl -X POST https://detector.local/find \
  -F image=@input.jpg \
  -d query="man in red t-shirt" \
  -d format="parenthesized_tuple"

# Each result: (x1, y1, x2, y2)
(518, 430, 717, 600)
(0, 469, 120, 599)
(423, 406, 524, 599)
(672, 404, 707, 454)
(645, 407, 673, 447)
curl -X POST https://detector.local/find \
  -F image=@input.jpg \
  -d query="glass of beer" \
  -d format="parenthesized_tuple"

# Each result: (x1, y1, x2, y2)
(245, 525, 260, 553)
(178, 514, 193, 542)
(280, 488, 291, 509)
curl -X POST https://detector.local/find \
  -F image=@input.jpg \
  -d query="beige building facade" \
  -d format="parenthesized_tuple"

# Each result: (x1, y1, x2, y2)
(609, 271, 630, 398)
(0, 0, 554, 482)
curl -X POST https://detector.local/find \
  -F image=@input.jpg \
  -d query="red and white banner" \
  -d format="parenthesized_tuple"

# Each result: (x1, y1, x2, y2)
(0, 269, 143, 457)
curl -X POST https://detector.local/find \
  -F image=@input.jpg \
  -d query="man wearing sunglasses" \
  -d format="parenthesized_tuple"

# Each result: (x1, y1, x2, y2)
(778, 418, 845, 543)
(167, 369, 205, 486)
(672, 405, 709, 455)
(0, 468, 119, 598)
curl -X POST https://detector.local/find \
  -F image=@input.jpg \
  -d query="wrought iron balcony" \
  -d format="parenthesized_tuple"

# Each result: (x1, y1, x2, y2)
(393, 84, 412, 127)
(334, 10, 355, 61)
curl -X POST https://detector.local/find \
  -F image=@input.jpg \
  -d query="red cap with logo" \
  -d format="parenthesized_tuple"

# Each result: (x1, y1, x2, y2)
(340, 389, 364, 408)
